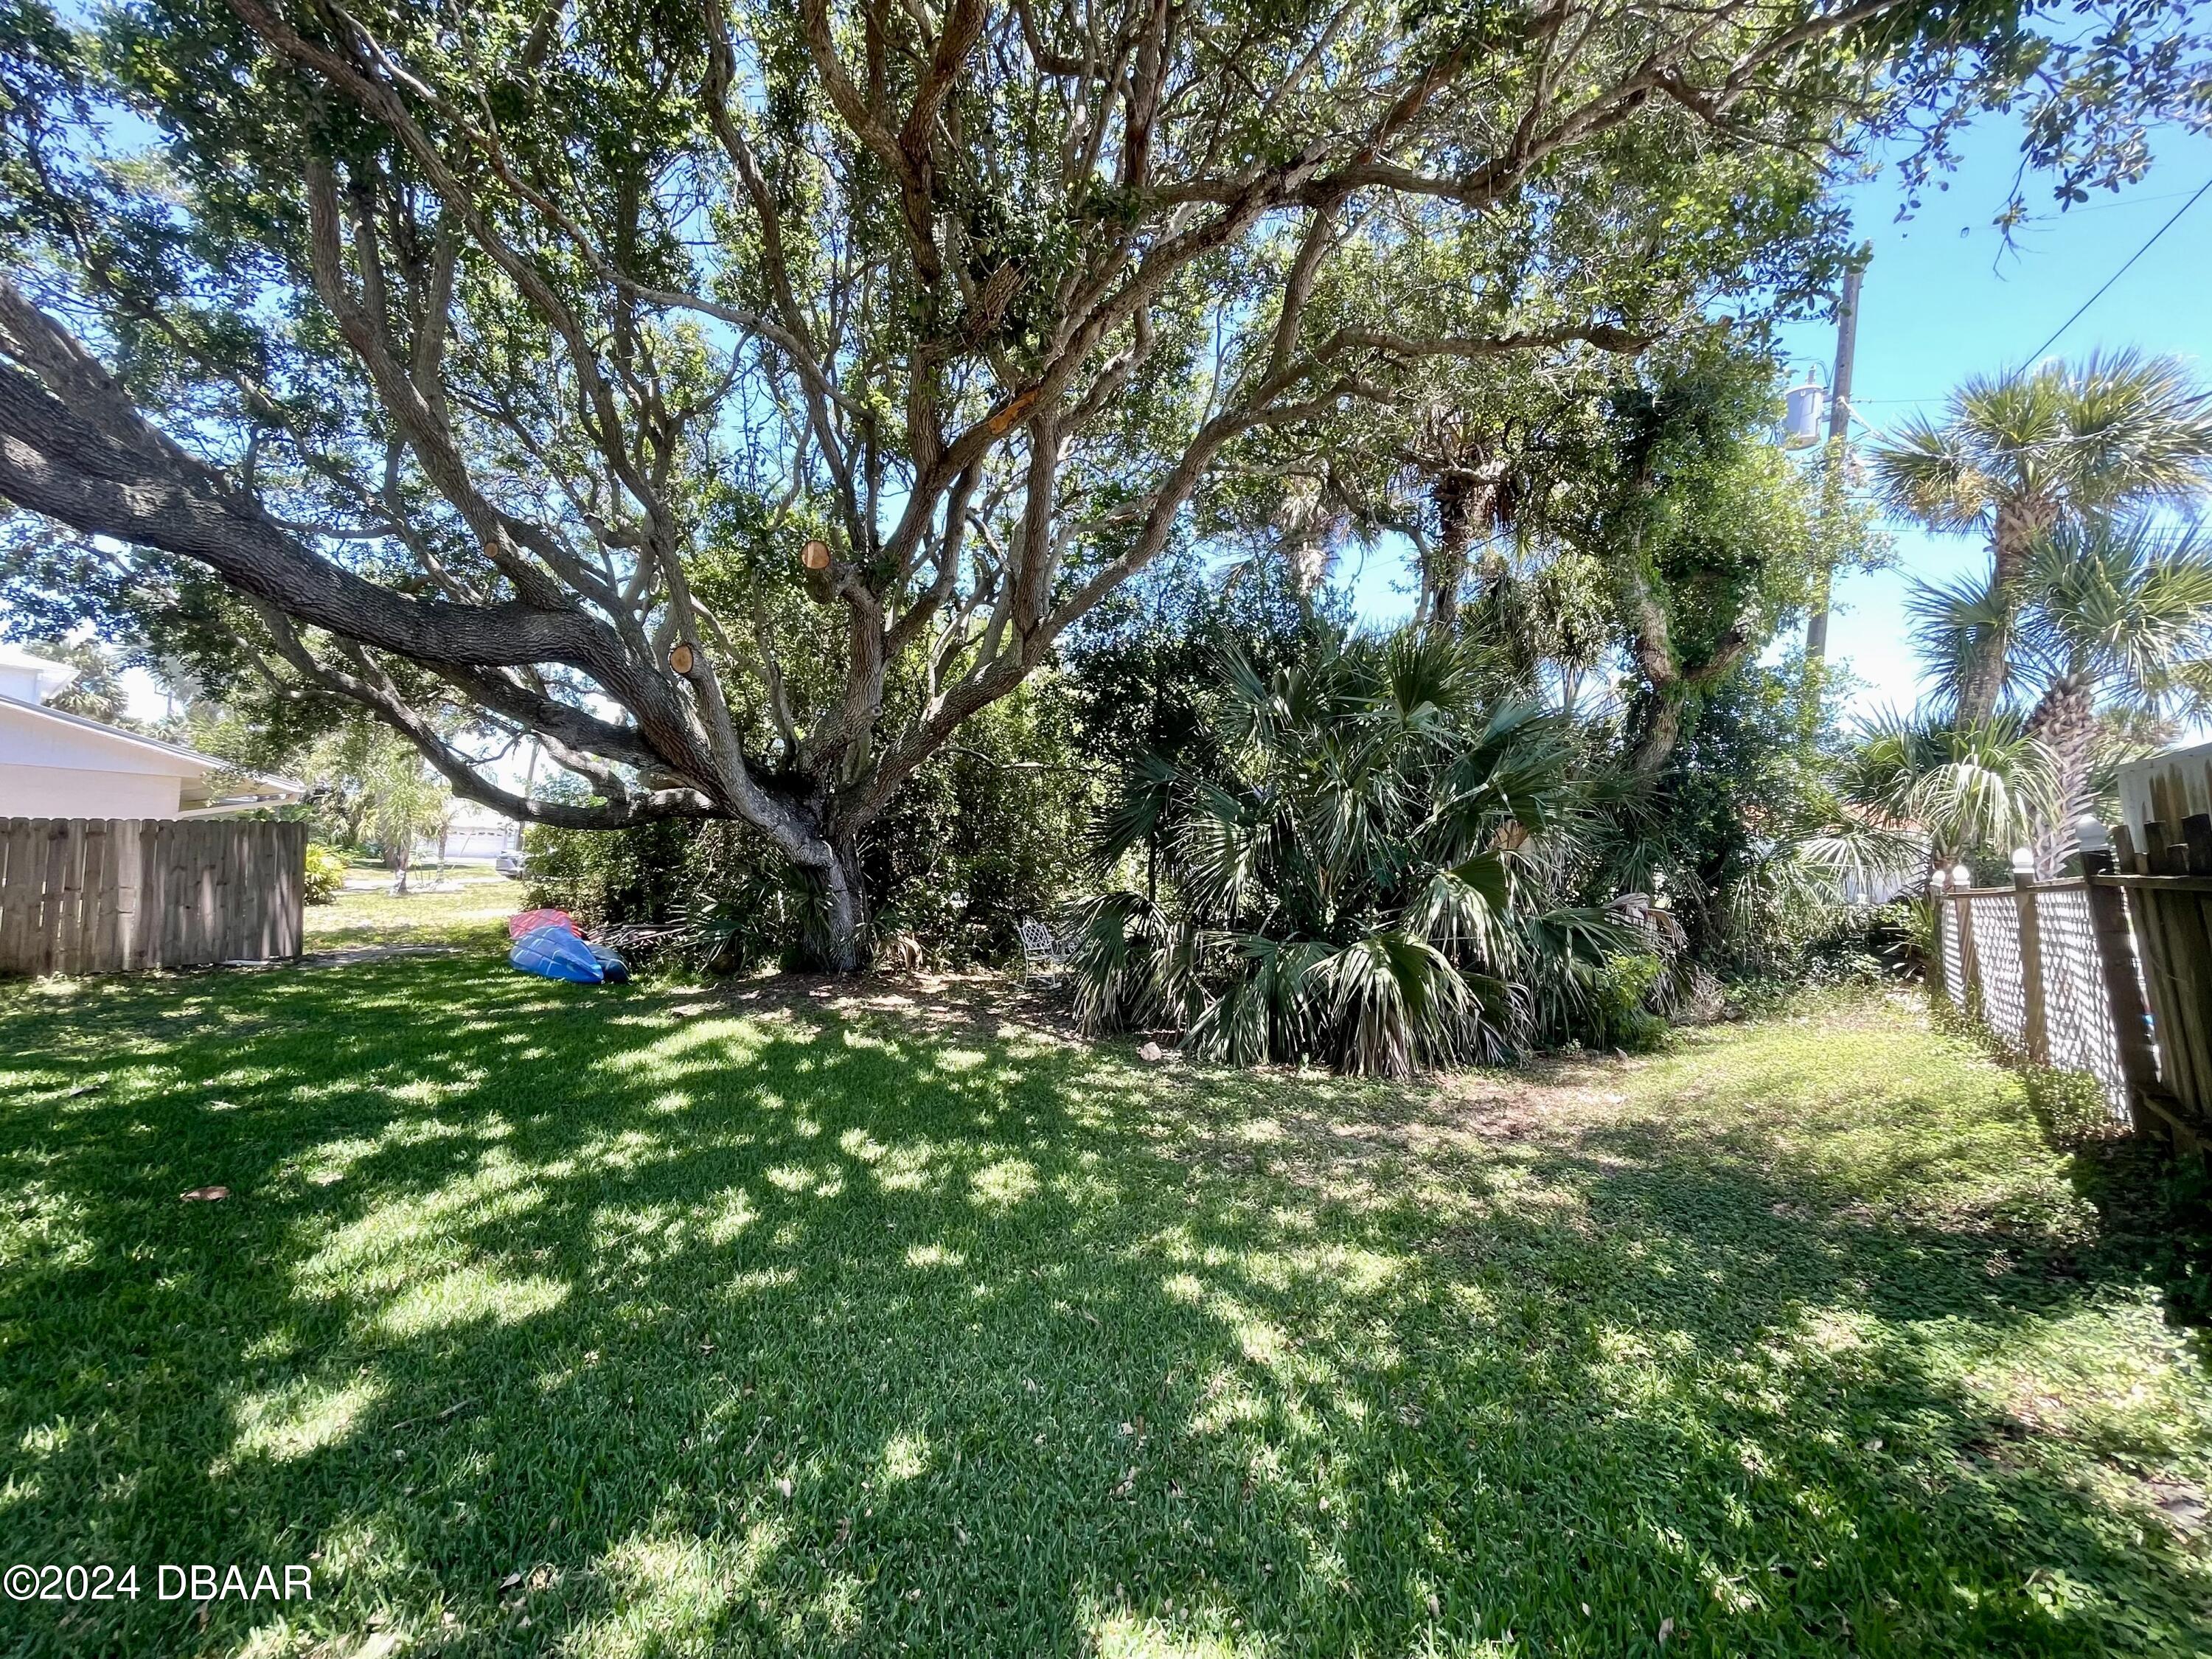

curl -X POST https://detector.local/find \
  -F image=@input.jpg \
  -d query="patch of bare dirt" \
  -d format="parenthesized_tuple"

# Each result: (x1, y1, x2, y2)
(2143, 1476, 2208, 1535)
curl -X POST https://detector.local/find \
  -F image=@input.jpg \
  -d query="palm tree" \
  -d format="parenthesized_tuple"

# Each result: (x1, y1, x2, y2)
(1910, 516, 2212, 869)
(1834, 712, 2059, 875)
(1871, 352, 2212, 724)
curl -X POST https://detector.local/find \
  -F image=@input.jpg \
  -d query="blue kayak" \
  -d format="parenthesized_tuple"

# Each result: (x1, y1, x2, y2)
(512, 923, 626, 984)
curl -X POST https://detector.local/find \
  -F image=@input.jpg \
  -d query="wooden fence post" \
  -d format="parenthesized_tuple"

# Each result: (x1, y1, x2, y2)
(1954, 888, 1981, 1021)
(2081, 829, 2166, 1132)
(0, 819, 32, 976)
(81, 819, 116, 973)
(284, 821, 305, 959)
(134, 819, 165, 970)
(114, 819, 140, 970)
(2140, 819, 2212, 1116)
(37, 819, 72, 976)
(2174, 815, 2212, 1123)
(2014, 864, 2050, 1065)
(2188, 814, 2212, 877)
(1931, 883, 1953, 1006)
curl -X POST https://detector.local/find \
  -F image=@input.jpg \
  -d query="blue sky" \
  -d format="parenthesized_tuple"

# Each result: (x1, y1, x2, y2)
(1343, 121, 2212, 723)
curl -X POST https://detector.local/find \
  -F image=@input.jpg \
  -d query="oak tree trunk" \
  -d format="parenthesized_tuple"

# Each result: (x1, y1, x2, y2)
(1627, 695, 1685, 780)
(818, 837, 869, 973)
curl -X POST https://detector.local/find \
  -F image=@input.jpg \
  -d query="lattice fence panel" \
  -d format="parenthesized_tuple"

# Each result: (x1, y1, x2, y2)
(1942, 902, 1966, 1006)
(2037, 886, 2129, 1118)
(1968, 894, 2028, 1051)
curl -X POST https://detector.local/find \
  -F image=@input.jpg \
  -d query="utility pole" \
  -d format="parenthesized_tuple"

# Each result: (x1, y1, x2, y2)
(1826, 265, 1862, 450)
(1804, 258, 1864, 678)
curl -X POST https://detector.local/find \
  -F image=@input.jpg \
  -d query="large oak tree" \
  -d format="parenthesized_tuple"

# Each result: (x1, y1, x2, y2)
(0, 0, 2202, 964)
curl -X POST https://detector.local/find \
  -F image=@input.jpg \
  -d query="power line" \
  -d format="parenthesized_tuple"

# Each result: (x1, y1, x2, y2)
(2050, 184, 2207, 215)
(2025, 175, 2212, 364)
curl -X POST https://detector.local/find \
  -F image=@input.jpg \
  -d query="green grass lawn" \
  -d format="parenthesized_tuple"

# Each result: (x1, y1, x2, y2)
(302, 875, 529, 953)
(4, 894, 2211, 1656)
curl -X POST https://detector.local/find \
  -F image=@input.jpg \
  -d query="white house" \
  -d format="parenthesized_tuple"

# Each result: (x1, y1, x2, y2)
(432, 801, 523, 861)
(0, 644, 302, 819)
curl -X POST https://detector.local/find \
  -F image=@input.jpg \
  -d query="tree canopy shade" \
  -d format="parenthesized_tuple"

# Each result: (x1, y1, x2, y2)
(0, 0, 2206, 964)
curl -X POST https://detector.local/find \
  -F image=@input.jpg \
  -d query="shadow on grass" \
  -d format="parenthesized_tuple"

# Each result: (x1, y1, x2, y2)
(2043, 1126, 2212, 1343)
(1, 965, 2208, 1657)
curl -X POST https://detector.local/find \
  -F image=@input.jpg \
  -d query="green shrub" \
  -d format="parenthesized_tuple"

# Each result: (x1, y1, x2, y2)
(1720, 976, 1794, 1020)
(523, 815, 702, 932)
(302, 842, 347, 906)
(1586, 953, 1669, 1052)
(523, 818, 799, 972)
(1072, 628, 1638, 1076)
(1715, 902, 1913, 1022)
(854, 681, 1098, 964)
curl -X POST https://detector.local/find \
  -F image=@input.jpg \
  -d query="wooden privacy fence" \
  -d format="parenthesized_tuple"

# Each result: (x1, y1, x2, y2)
(1935, 813, 2212, 1143)
(0, 818, 306, 976)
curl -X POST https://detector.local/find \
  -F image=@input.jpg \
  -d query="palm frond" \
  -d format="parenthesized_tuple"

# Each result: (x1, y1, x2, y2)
(1513, 904, 1641, 1048)
(1795, 818, 1926, 887)
(1382, 626, 1460, 712)
(1079, 620, 1594, 1071)
(2056, 349, 2212, 510)
(1869, 411, 1992, 531)
(1093, 751, 1178, 866)
(1837, 709, 2059, 866)
(1185, 934, 1329, 1065)
(1310, 931, 1478, 1077)
(1067, 893, 1174, 1036)
(1173, 783, 1267, 918)
(2018, 516, 2212, 714)
(1405, 850, 1513, 959)
(1905, 569, 2011, 715)
(1870, 351, 2212, 539)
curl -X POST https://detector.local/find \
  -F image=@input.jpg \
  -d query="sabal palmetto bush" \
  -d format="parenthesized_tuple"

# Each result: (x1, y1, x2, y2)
(1833, 710, 2059, 876)
(1068, 629, 1638, 1077)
